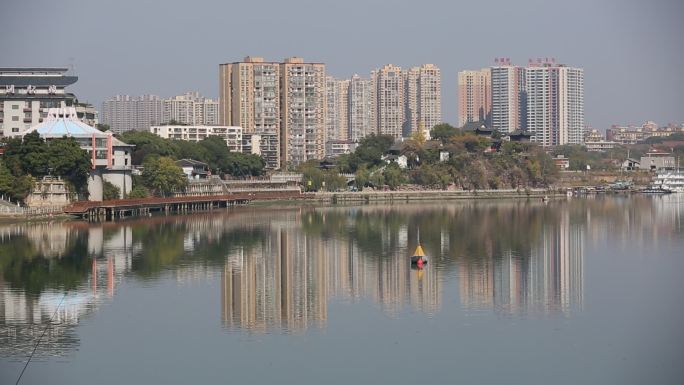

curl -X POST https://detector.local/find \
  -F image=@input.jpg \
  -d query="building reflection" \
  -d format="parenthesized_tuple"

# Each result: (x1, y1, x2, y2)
(458, 209, 584, 315)
(220, 213, 442, 333)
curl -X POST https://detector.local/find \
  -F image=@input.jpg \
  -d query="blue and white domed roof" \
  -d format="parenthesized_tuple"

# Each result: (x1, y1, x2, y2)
(23, 107, 108, 138)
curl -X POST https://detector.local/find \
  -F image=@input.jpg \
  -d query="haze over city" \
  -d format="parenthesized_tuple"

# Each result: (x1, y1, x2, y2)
(1, 0, 682, 130)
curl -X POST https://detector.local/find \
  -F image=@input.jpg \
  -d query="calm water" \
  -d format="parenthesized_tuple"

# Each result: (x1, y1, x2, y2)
(1, 196, 683, 385)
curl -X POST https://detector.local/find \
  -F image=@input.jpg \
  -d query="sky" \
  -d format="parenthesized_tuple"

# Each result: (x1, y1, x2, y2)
(1, 0, 682, 130)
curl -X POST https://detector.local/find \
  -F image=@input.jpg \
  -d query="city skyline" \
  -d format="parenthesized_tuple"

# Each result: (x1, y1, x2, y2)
(1, 0, 681, 131)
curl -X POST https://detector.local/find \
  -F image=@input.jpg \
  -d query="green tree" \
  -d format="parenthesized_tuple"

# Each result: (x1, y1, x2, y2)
(0, 160, 14, 198)
(383, 163, 405, 190)
(102, 180, 121, 200)
(354, 165, 370, 190)
(129, 185, 150, 199)
(47, 137, 91, 196)
(142, 156, 188, 197)
(431, 123, 460, 143)
(301, 166, 324, 191)
(118, 131, 179, 165)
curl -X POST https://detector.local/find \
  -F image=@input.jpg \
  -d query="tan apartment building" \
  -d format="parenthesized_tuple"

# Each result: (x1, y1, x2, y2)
(219, 57, 281, 168)
(280, 57, 326, 166)
(348, 74, 375, 142)
(458, 68, 491, 127)
(415, 64, 441, 136)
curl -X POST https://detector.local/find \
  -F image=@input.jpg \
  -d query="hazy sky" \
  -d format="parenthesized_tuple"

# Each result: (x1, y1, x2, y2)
(1, 0, 682, 129)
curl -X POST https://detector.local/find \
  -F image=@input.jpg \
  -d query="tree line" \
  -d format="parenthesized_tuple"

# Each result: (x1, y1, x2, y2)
(0, 132, 91, 202)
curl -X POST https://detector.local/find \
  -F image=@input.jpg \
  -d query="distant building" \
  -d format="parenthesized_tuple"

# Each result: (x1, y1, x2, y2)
(163, 92, 219, 126)
(325, 76, 350, 147)
(280, 57, 326, 166)
(458, 68, 491, 127)
(490, 59, 525, 133)
(606, 121, 684, 144)
(584, 128, 618, 151)
(553, 155, 570, 170)
(150, 125, 242, 152)
(0, 67, 90, 137)
(348, 74, 375, 142)
(640, 150, 675, 171)
(23, 107, 133, 200)
(404, 64, 441, 136)
(102, 95, 164, 134)
(373, 64, 405, 139)
(525, 60, 584, 146)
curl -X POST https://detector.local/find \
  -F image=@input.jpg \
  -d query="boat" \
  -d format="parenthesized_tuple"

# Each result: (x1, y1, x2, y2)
(410, 244, 428, 266)
(647, 171, 684, 193)
(641, 186, 672, 194)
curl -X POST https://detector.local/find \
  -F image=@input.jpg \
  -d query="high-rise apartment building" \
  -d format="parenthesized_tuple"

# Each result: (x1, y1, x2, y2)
(416, 64, 441, 136)
(525, 60, 584, 146)
(280, 57, 326, 166)
(219, 57, 281, 168)
(102, 94, 164, 134)
(325, 76, 349, 143)
(458, 68, 491, 127)
(490, 59, 525, 133)
(163, 91, 219, 126)
(372, 64, 404, 139)
(348, 75, 375, 142)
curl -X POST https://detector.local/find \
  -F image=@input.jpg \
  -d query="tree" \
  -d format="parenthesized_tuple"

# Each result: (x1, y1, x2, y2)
(95, 123, 111, 132)
(383, 163, 405, 190)
(47, 137, 91, 196)
(354, 165, 370, 190)
(102, 180, 121, 200)
(431, 123, 460, 143)
(129, 185, 150, 199)
(118, 131, 179, 165)
(0, 160, 14, 198)
(142, 156, 188, 197)
(301, 166, 324, 191)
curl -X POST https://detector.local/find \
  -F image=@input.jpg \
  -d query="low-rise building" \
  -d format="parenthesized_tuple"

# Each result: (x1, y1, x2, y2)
(325, 140, 357, 158)
(553, 155, 570, 170)
(22, 107, 133, 200)
(640, 150, 675, 171)
(150, 125, 242, 152)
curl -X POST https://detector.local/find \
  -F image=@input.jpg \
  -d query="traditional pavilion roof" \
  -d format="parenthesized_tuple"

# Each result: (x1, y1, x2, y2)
(23, 108, 108, 138)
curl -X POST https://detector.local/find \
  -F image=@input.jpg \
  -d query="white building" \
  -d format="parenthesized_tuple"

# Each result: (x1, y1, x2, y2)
(0, 68, 86, 137)
(490, 59, 525, 133)
(150, 125, 242, 152)
(242, 131, 279, 170)
(163, 92, 219, 126)
(101, 95, 164, 134)
(525, 61, 584, 146)
(348, 74, 374, 142)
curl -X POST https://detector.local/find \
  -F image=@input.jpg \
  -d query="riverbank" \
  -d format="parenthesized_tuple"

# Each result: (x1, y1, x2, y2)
(307, 188, 560, 204)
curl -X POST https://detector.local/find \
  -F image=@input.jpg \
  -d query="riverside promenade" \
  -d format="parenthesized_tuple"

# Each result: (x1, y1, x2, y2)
(310, 188, 560, 204)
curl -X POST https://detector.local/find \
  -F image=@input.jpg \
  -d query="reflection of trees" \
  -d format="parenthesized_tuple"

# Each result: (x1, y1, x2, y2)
(0, 232, 90, 295)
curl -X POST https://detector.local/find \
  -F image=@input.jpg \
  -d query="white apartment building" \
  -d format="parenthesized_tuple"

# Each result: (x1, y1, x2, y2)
(373, 64, 404, 139)
(163, 92, 219, 126)
(348, 75, 374, 142)
(525, 61, 584, 146)
(102, 95, 164, 134)
(150, 125, 242, 152)
(325, 77, 350, 153)
(280, 57, 326, 166)
(416, 64, 441, 136)
(490, 59, 525, 133)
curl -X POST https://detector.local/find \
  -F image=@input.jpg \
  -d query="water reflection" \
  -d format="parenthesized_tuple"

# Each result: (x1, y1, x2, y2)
(1, 195, 682, 357)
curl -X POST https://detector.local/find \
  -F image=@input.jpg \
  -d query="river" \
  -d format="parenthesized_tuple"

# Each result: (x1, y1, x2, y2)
(1, 195, 683, 384)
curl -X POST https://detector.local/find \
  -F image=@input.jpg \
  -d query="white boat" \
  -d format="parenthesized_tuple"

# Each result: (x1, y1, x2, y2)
(650, 171, 684, 193)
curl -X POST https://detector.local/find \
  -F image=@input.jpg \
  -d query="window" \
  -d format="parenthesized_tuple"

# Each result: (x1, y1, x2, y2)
(12, 105, 19, 110)
(12, 116, 18, 121)
(12, 127, 19, 132)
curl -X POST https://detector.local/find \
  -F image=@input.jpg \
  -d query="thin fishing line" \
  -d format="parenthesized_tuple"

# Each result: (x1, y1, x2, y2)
(15, 293, 66, 385)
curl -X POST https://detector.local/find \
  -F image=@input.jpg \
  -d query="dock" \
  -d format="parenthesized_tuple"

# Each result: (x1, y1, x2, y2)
(63, 190, 308, 220)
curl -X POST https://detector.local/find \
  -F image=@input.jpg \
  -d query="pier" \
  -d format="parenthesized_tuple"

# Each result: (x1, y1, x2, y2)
(63, 190, 308, 221)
